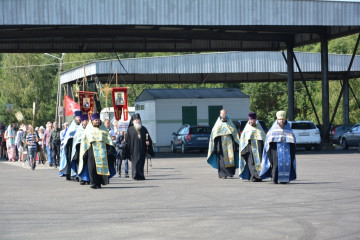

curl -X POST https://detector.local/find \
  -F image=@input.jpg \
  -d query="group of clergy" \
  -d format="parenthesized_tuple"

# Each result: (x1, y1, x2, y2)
(207, 109, 296, 184)
(58, 110, 154, 189)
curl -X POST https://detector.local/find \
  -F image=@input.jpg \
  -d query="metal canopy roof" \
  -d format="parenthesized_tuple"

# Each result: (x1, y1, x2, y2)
(60, 51, 360, 85)
(1, 0, 360, 53)
(136, 88, 249, 103)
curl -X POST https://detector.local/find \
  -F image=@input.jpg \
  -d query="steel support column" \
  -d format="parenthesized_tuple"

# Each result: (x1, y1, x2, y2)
(343, 34, 360, 124)
(58, 57, 64, 126)
(321, 34, 330, 141)
(281, 51, 321, 125)
(67, 83, 73, 99)
(343, 79, 349, 124)
(286, 41, 295, 121)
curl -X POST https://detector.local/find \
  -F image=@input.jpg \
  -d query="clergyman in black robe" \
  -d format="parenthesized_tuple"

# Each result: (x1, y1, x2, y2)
(124, 114, 155, 180)
(239, 112, 266, 182)
(79, 113, 116, 189)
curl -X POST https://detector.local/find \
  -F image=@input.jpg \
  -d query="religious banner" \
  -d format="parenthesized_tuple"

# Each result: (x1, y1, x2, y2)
(111, 87, 128, 121)
(64, 95, 80, 116)
(78, 91, 97, 115)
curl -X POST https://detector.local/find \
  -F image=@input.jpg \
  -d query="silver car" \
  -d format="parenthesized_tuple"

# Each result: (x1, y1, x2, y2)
(340, 123, 360, 150)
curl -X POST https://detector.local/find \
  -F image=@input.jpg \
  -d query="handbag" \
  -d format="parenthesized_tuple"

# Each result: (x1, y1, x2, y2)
(36, 142, 41, 153)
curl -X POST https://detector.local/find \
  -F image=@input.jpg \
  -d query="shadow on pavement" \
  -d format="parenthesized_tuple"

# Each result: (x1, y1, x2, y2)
(290, 181, 340, 185)
(155, 149, 359, 158)
(103, 185, 160, 189)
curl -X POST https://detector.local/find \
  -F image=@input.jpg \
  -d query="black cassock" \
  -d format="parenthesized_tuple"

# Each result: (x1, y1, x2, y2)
(124, 126, 155, 180)
(83, 143, 116, 186)
(241, 140, 263, 181)
(214, 136, 238, 178)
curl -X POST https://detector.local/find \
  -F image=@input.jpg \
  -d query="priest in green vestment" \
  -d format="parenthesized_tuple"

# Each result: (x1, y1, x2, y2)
(79, 113, 116, 189)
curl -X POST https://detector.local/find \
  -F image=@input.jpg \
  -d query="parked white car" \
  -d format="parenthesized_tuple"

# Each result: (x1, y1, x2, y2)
(289, 121, 321, 151)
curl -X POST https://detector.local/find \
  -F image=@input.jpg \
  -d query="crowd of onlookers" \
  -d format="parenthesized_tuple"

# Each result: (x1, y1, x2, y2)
(0, 121, 69, 170)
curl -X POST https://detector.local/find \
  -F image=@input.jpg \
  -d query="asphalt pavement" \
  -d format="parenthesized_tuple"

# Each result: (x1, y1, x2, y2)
(0, 149, 359, 240)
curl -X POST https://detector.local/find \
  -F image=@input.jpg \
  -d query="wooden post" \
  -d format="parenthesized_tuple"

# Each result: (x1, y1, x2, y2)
(83, 66, 87, 91)
(116, 70, 118, 87)
(146, 133, 149, 174)
(32, 102, 36, 127)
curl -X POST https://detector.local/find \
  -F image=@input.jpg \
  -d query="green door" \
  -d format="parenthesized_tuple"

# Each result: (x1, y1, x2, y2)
(182, 106, 197, 125)
(208, 105, 223, 127)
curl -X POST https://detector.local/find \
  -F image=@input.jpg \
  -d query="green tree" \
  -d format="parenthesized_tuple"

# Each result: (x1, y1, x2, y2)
(240, 82, 288, 127)
(0, 54, 58, 126)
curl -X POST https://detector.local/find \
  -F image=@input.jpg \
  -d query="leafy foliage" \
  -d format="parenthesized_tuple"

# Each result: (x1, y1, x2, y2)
(0, 54, 58, 126)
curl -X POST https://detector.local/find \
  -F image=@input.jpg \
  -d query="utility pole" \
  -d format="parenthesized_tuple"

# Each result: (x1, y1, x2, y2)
(44, 53, 65, 126)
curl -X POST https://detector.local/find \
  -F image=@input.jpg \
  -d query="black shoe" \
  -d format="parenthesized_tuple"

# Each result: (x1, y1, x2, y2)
(80, 180, 86, 185)
(72, 177, 79, 182)
(90, 184, 101, 189)
(66, 175, 71, 181)
(118, 172, 121, 177)
(252, 178, 260, 182)
(49, 164, 53, 167)
(125, 173, 129, 178)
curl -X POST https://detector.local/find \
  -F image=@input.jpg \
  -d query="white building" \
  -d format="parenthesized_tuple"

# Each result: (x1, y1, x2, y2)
(134, 88, 250, 151)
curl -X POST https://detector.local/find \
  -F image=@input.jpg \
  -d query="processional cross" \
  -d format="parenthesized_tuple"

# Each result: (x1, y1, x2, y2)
(102, 83, 112, 118)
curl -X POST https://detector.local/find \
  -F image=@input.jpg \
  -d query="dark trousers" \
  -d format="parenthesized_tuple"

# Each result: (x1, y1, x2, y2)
(117, 157, 128, 174)
(51, 140, 61, 166)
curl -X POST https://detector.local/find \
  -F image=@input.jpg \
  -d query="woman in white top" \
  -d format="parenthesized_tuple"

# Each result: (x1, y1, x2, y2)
(15, 124, 25, 165)
(37, 126, 45, 164)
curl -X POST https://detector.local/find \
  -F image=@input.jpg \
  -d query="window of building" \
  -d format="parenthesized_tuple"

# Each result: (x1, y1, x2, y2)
(135, 104, 145, 110)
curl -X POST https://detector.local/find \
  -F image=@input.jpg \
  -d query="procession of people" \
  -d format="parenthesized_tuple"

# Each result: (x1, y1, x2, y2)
(0, 110, 156, 189)
(2, 107, 297, 187)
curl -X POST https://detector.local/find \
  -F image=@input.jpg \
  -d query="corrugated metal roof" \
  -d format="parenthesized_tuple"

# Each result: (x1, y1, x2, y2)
(60, 51, 360, 85)
(1, 0, 359, 52)
(135, 88, 249, 102)
(1, 0, 359, 26)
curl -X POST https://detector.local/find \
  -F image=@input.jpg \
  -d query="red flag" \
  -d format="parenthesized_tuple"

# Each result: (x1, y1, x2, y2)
(64, 95, 80, 117)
